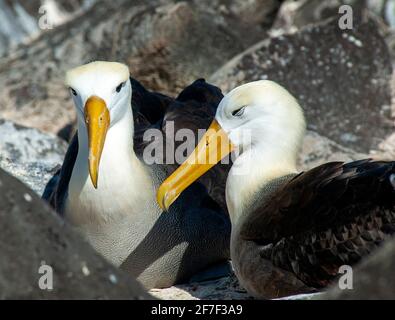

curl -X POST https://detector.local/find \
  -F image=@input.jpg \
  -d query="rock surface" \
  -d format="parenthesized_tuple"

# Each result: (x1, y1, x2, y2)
(150, 273, 321, 300)
(272, 0, 369, 34)
(211, 16, 394, 153)
(0, 119, 67, 195)
(150, 274, 252, 300)
(298, 131, 366, 170)
(0, 168, 150, 299)
(0, 0, 97, 58)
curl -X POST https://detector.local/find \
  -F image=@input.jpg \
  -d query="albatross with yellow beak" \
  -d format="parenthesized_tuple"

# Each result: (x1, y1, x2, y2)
(158, 80, 395, 298)
(44, 61, 231, 289)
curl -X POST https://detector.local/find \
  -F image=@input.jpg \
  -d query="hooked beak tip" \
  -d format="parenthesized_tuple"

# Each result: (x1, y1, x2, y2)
(157, 183, 173, 212)
(89, 170, 99, 189)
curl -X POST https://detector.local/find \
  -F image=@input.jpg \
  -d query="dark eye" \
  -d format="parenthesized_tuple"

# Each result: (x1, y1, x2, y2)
(69, 88, 77, 96)
(232, 106, 246, 117)
(116, 82, 125, 93)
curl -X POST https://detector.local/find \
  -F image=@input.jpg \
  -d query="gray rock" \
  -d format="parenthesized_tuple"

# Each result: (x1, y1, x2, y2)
(272, 0, 368, 33)
(298, 131, 367, 171)
(323, 238, 395, 299)
(0, 0, 281, 135)
(210, 16, 393, 153)
(0, 0, 97, 58)
(0, 168, 150, 299)
(0, 119, 67, 195)
(150, 274, 253, 300)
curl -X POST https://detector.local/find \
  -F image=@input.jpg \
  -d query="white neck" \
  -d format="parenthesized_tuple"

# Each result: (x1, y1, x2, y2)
(226, 140, 299, 226)
(67, 105, 158, 225)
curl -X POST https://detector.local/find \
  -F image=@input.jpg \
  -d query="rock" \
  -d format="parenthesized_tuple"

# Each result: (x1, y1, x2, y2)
(298, 131, 367, 171)
(0, 119, 67, 195)
(0, 0, 97, 58)
(0, 0, 282, 135)
(371, 132, 395, 160)
(150, 273, 321, 300)
(210, 16, 393, 153)
(150, 274, 252, 300)
(272, 0, 368, 34)
(0, 168, 149, 299)
(272, 0, 395, 65)
(323, 238, 395, 299)
(370, 69, 395, 159)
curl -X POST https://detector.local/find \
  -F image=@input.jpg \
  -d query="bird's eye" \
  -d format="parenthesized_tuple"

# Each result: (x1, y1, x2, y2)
(232, 106, 246, 117)
(116, 82, 125, 93)
(69, 88, 77, 96)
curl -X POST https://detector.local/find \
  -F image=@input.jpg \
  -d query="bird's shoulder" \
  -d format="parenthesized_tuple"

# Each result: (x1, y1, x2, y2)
(241, 159, 395, 244)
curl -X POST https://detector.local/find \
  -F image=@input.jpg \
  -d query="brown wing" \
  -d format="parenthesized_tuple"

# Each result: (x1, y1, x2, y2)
(240, 160, 395, 287)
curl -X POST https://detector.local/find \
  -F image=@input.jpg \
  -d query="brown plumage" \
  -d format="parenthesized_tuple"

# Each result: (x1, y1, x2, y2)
(241, 160, 395, 289)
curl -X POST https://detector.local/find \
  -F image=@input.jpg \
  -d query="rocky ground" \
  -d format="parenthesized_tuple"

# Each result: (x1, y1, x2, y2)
(1, 0, 395, 299)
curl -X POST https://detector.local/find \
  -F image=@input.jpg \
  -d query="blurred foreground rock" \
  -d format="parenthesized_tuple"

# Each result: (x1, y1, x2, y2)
(0, 119, 67, 195)
(0, 168, 150, 299)
(211, 16, 394, 153)
(0, 0, 281, 134)
(323, 238, 395, 299)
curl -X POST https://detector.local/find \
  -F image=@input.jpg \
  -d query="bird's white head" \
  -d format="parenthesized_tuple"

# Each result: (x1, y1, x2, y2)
(65, 61, 132, 188)
(216, 80, 306, 160)
(157, 80, 306, 211)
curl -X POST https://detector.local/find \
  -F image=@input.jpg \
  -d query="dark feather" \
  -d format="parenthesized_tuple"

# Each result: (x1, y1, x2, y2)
(240, 160, 395, 287)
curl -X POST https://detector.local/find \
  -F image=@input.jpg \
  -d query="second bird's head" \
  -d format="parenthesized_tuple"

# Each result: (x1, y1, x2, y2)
(65, 61, 131, 189)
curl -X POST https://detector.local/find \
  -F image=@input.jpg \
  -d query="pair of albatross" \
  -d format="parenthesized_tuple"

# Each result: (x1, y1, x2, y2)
(158, 80, 395, 299)
(44, 61, 231, 289)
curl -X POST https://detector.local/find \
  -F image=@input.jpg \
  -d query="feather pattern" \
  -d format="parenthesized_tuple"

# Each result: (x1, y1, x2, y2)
(240, 160, 395, 288)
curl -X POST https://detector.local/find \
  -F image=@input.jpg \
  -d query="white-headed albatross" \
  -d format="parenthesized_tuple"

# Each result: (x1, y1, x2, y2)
(157, 80, 395, 298)
(43, 61, 231, 289)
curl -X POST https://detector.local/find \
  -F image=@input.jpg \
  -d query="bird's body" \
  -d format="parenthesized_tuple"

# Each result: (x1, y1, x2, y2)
(233, 160, 395, 297)
(66, 104, 159, 266)
(158, 80, 395, 298)
(44, 62, 230, 289)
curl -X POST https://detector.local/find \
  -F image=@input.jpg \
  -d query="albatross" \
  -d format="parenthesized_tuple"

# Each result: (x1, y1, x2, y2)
(157, 80, 395, 298)
(43, 61, 231, 289)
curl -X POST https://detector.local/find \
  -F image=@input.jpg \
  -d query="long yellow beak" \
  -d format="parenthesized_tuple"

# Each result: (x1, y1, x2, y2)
(157, 119, 235, 211)
(84, 96, 110, 189)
